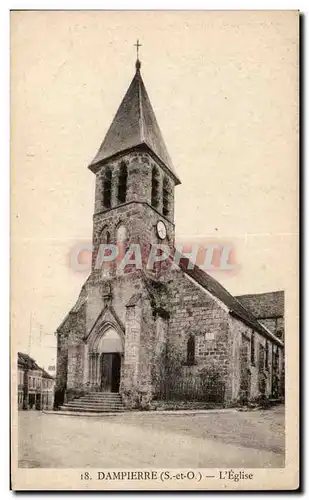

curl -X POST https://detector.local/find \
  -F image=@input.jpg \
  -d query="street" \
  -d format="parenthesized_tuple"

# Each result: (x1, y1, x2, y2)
(18, 405, 285, 468)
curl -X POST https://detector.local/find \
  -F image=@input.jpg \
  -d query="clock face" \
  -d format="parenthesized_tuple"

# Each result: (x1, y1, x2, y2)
(156, 220, 167, 240)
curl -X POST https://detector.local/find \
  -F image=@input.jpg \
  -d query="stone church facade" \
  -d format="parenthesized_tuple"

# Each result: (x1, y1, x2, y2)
(55, 57, 284, 410)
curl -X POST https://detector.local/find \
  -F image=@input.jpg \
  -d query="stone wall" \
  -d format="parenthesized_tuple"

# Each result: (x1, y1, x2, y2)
(121, 286, 160, 409)
(56, 321, 70, 389)
(121, 298, 142, 402)
(228, 314, 283, 402)
(138, 297, 156, 395)
(152, 315, 168, 395)
(163, 268, 231, 403)
(67, 343, 88, 392)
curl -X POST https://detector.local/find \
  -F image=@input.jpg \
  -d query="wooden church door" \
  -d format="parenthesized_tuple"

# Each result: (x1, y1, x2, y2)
(100, 353, 121, 392)
(100, 354, 112, 392)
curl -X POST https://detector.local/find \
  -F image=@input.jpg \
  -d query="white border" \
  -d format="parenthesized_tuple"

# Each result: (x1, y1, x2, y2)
(3, 2, 304, 498)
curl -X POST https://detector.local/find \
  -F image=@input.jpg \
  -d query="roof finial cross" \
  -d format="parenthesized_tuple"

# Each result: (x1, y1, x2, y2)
(134, 39, 142, 60)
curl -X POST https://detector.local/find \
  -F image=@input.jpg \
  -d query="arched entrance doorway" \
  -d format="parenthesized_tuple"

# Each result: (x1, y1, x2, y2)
(88, 326, 123, 393)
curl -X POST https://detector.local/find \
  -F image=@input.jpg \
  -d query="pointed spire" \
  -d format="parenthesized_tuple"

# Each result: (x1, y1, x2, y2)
(88, 46, 181, 185)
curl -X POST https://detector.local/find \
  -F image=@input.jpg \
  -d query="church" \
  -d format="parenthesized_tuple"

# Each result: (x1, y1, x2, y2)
(55, 51, 284, 412)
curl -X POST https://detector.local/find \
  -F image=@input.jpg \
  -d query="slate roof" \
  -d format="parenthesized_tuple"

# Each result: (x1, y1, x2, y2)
(88, 61, 181, 185)
(235, 291, 284, 319)
(176, 256, 283, 347)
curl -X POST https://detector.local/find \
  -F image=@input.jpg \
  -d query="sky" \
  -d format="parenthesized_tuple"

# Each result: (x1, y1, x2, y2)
(11, 11, 298, 369)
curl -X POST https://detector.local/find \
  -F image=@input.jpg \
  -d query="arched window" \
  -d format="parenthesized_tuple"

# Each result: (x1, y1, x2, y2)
(151, 166, 160, 208)
(100, 227, 111, 244)
(187, 336, 195, 365)
(116, 224, 127, 245)
(103, 167, 112, 209)
(116, 224, 128, 272)
(162, 176, 171, 217)
(118, 162, 128, 204)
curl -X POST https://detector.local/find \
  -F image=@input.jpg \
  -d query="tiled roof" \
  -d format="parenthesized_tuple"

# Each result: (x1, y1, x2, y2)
(235, 291, 284, 319)
(88, 62, 181, 185)
(40, 368, 54, 380)
(18, 352, 54, 378)
(18, 352, 41, 371)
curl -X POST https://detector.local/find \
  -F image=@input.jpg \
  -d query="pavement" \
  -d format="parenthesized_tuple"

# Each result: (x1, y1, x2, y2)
(18, 405, 285, 469)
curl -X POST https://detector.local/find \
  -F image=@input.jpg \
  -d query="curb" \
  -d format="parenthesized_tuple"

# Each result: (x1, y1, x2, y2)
(42, 408, 238, 417)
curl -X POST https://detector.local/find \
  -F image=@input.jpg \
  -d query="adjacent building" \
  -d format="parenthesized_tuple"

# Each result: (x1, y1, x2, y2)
(18, 352, 55, 410)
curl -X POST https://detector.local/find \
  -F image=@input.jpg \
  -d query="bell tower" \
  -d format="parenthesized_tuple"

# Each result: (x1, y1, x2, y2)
(88, 45, 181, 274)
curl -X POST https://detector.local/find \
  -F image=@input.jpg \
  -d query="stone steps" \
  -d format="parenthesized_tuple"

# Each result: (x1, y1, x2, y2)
(66, 399, 123, 405)
(59, 406, 125, 413)
(63, 404, 125, 410)
(80, 392, 120, 396)
(55, 410, 126, 416)
(60, 392, 126, 414)
(65, 399, 122, 406)
(80, 396, 121, 401)
(74, 398, 123, 404)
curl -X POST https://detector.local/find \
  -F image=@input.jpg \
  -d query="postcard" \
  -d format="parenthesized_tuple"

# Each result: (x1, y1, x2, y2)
(11, 10, 299, 490)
